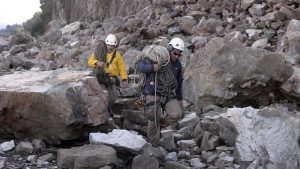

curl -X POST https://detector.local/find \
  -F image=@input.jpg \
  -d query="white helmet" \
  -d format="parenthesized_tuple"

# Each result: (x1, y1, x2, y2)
(168, 38, 185, 52)
(105, 34, 117, 46)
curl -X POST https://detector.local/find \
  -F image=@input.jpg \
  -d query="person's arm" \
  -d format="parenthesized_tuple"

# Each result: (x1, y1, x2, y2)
(116, 52, 128, 80)
(136, 59, 155, 73)
(87, 53, 98, 68)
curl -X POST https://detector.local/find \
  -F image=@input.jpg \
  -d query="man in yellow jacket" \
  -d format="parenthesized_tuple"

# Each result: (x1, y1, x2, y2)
(88, 34, 128, 108)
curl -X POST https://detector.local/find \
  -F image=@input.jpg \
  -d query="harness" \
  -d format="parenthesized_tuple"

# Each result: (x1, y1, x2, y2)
(94, 49, 119, 88)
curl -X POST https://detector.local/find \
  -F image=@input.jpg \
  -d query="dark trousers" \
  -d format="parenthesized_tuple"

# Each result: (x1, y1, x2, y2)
(145, 95, 182, 146)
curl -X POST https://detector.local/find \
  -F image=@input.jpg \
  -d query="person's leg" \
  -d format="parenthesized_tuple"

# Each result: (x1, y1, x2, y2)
(161, 99, 182, 128)
(145, 95, 161, 146)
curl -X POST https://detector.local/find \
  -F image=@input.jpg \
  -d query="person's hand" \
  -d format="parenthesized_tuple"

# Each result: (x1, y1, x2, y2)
(153, 64, 161, 72)
(122, 80, 128, 88)
(96, 61, 104, 67)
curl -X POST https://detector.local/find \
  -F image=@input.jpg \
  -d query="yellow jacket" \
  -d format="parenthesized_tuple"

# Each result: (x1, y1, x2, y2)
(88, 49, 128, 80)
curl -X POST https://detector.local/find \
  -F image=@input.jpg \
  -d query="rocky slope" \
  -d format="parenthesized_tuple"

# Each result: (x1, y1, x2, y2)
(0, 0, 300, 169)
(49, 0, 151, 30)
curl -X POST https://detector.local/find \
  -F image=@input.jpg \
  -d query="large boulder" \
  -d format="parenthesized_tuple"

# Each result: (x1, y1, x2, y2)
(283, 19, 300, 64)
(281, 67, 300, 104)
(8, 32, 33, 46)
(183, 37, 293, 111)
(218, 106, 300, 169)
(0, 69, 110, 144)
(0, 37, 9, 53)
(57, 144, 117, 169)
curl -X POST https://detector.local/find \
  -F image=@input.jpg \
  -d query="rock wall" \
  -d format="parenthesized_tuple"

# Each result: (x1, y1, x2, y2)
(51, 0, 151, 25)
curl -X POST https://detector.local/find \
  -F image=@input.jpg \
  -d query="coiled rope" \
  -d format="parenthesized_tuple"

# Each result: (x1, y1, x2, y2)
(155, 62, 177, 97)
(135, 45, 177, 97)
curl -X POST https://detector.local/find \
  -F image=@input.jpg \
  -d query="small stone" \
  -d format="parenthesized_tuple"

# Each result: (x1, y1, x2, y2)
(165, 152, 177, 162)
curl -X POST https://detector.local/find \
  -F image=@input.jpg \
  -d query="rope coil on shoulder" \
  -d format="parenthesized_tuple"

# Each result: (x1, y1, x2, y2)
(134, 45, 170, 93)
(135, 45, 170, 66)
(134, 45, 176, 96)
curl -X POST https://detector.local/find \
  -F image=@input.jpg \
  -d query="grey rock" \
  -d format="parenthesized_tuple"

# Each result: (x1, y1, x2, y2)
(27, 155, 37, 163)
(141, 143, 164, 160)
(32, 139, 46, 150)
(160, 129, 176, 151)
(132, 154, 159, 169)
(38, 153, 55, 162)
(160, 14, 175, 27)
(246, 29, 262, 40)
(100, 166, 112, 169)
(218, 106, 300, 169)
(0, 70, 109, 144)
(15, 142, 34, 154)
(187, 11, 208, 20)
(57, 144, 117, 169)
(178, 140, 197, 150)
(177, 16, 197, 35)
(260, 11, 285, 22)
(215, 154, 234, 169)
(165, 152, 178, 162)
(251, 38, 268, 49)
(183, 37, 293, 111)
(0, 140, 14, 152)
(165, 161, 191, 169)
(176, 126, 194, 140)
(197, 17, 223, 34)
(168, 27, 182, 36)
(241, 0, 257, 10)
(90, 129, 147, 152)
(179, 112, 200, 128)
(0, 157, 5, 169)
(200, 132, 219, 151)
(189, 158, 205, 168)
(103, 17, 125, 35)
(178, 151, 190, 159)
(249, 4, 266, 16)
(61, 21, 81, 35)
(0, 38, 9, 53)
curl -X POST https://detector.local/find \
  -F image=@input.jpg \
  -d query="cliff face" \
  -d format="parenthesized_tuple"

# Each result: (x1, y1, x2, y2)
(51, 0, 151, 25)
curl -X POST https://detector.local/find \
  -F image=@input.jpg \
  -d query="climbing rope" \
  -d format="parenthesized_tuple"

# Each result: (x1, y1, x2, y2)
(154, 71, 160, 137)
(155, 62, 177, 97)
(134, 45, 176, 97)
(138, 45, 170, 65)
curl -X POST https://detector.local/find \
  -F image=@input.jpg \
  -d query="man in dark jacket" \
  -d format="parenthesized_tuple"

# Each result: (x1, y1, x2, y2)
(136, 38, 185, 146)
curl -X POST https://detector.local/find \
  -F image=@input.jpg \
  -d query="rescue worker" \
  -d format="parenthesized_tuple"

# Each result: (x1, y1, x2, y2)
(136, 38, 184, 146)
(88, 34, 128, 108)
